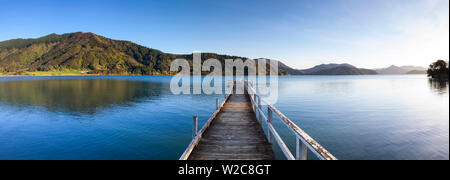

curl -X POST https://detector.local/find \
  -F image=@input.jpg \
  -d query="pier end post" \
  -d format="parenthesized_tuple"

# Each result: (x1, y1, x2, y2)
(216, 98, 219, 110)
(193, 116, 198, 139)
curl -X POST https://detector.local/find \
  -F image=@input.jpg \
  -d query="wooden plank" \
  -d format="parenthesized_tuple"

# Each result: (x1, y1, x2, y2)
(198, 139, 269, 146)
(189, 153, 275, 160)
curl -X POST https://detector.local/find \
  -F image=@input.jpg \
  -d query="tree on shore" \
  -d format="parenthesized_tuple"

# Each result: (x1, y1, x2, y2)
(427, 60, 449, 79)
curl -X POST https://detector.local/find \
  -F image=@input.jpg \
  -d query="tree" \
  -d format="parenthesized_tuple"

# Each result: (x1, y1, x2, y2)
(427, 60, 449, 79)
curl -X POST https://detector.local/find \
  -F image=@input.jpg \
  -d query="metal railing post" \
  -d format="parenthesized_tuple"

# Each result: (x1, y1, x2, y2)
(296, 138, 307, 160)
(193, 116, 198, 139)
(268, 107, 274, 144)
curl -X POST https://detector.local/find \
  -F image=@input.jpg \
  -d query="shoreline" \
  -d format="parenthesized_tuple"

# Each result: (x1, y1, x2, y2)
(0, 74, 430, 78)
(0, 74, 175, 77)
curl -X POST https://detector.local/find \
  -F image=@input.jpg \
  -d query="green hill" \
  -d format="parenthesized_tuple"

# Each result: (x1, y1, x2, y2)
(0, 32, 288, 75)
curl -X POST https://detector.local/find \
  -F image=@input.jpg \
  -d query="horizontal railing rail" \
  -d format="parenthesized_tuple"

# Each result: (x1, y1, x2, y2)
(244, 80, 337, 160)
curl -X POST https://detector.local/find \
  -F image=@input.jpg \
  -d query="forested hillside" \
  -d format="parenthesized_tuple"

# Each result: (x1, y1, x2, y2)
(0, 32, 288, 75)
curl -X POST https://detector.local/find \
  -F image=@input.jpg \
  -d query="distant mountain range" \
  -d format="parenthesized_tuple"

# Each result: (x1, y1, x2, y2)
(0, 32, 425, 76)
(298, 63, 377, 75)
(375, 65, 427, 74)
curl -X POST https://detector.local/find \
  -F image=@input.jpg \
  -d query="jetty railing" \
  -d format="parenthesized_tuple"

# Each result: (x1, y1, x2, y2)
(244, 80, 337, 160)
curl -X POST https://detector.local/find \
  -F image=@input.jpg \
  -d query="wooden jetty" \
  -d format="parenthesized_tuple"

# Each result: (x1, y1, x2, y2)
(180, 80, 337, 160)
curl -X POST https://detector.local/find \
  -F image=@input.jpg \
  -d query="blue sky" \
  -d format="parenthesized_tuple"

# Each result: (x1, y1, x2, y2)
(0, 0, 448, 69)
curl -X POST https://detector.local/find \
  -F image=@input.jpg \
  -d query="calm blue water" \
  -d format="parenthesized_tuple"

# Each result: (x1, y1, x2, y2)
(0, 75, 448, 160)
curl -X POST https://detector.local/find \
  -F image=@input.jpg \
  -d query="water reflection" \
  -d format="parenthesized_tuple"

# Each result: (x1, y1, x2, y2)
(428, 79, 449, 95)
(0, 79, 164, 113)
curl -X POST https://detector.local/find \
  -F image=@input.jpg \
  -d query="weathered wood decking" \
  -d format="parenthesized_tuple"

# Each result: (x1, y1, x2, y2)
(181, 80, 337, 160)
(188, 92, 275, 160)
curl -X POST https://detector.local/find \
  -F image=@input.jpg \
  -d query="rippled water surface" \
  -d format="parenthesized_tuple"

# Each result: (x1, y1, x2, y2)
(0, 75, 448, 160)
